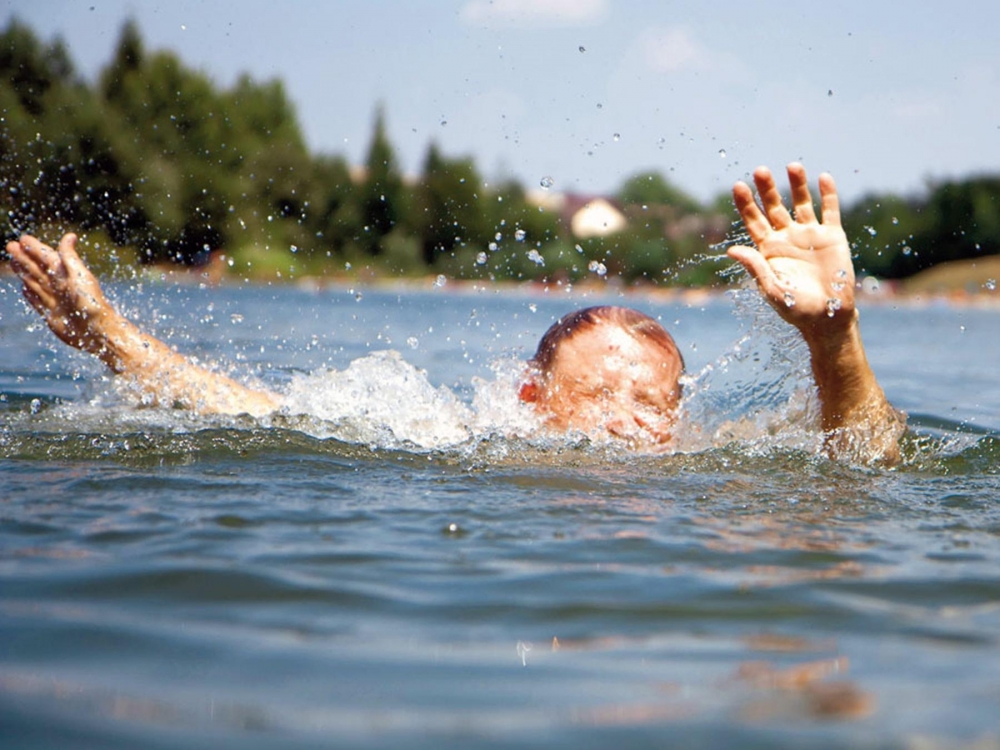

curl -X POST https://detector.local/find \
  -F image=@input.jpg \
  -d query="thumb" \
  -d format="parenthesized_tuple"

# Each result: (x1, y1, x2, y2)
(727, 244, 776, 290)
(57, 233, 88, 276)
(57, 232, 79, 259)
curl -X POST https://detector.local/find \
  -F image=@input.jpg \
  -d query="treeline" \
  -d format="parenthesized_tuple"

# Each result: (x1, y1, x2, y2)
(2, 18, 999, 285)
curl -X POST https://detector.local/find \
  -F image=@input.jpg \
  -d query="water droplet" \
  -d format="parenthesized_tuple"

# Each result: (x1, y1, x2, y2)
(985, 278, 997, 291)
(494, 232, 502, 241)
(613, 133, 621, 142)
(434, 274, 447, 288)
(578, 45, 586, 53)
(406, 336, 419, 349)
(354, 291, 363, 302)
(29, 398, 41, 414)
(539, 176, 554, 190)
(783, 291, 796, 308)
(718, 149, 727, 158)
(902, 245, 912, 256)
(476, 251, 488, 265)
(526, 249, 545, 266)
(861, 276, 880, 294)
(826, 298, 842, 317)
(514, 228, 526, 242)
(832, 281, 845, 292)
(528, 303, 537, 313)
(588, 260, 607, 276)
(891, 216, 899, 225)
(864, 225, 877, 237)
(488, 241, 498, 252)
(574, 244, 584, 254)
(516, 640, 532, 667)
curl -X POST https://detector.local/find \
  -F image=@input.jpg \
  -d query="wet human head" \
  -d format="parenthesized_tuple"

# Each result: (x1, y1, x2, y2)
(519, 306, 684, 445)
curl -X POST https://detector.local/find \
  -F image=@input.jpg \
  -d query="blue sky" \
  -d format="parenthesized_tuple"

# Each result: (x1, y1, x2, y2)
(8, 0, 1000, 204)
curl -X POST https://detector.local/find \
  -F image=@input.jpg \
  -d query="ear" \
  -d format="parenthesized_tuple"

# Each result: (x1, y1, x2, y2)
(518, 378, 539, 403)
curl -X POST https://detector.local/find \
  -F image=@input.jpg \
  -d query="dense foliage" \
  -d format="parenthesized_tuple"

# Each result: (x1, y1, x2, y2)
(2, 19, 998, 284)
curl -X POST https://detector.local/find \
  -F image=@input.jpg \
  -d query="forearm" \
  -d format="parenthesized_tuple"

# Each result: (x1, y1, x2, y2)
(803, 311, 905, 464)
(96, 314, 281, 417)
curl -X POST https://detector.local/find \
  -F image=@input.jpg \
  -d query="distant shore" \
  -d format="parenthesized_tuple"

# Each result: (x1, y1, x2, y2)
(3, 255, 999, 308)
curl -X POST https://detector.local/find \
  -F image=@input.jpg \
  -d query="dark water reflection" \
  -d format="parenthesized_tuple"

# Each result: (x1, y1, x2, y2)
(2, 283, 999, 748)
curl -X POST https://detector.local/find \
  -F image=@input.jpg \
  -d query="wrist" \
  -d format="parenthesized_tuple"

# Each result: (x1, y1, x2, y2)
(803, 310, 880, 430)
(801, 309, 861, 359)
(95, 315, 144, 373)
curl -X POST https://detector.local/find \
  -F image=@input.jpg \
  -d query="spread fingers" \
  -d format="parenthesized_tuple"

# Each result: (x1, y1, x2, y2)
(753, 166, 793, 229)
(732, 181, 772, 245)
(818, 172, 842, 227)
(786, 162, 818, 224)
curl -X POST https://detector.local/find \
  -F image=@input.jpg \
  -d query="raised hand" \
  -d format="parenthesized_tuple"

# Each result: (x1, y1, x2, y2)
(7, 233, 118, 357)
(7, 233, 280, 416)
(728, 163, 855, 340)
(728, 163, 904, 464)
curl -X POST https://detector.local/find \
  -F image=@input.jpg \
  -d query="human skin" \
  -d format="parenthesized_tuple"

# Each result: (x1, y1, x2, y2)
(6, 233, 280, 416)
(518, 321, 683, 447)
(728, 163, 904, 463)
(5, 163, 904, 462)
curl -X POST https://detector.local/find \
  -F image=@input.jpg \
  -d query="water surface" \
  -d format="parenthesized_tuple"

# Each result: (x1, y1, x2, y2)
(2, 280, 999, 749)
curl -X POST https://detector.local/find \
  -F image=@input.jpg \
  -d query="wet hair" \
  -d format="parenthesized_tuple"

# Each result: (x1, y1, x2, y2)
(530, 305, 684, 376)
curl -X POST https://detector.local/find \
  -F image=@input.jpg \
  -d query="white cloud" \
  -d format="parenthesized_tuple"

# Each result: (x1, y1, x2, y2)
(459, 0, 609, 29)
(641, 27, 708, 73)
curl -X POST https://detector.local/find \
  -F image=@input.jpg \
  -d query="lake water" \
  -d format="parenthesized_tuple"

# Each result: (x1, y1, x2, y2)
(2, 277, 999, 749)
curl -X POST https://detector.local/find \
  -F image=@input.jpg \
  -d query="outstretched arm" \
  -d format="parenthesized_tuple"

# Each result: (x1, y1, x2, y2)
(729, 164, 904, 464)
(7, 233, 281, 417)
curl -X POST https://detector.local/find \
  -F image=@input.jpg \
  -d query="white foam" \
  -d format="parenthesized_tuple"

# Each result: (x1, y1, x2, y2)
(282, 351, 475, 449)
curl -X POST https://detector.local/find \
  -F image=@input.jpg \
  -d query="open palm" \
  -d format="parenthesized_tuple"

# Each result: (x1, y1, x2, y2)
(729, 164, 855, 330)
(7, 233, 114, 355)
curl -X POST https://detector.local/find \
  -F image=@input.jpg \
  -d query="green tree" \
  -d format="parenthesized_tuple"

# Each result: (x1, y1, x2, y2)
(414, 143, 491, 266)
(359, 105, 405, 255)
(922, 177, 1000, 270)
(842, 194, 928, 278)
(100, 18, 143, 104)
(0, 18, 66, 115)
(618, 171, 701, 214)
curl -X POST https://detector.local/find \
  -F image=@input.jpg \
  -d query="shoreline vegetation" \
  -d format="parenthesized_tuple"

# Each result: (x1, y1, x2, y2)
(6, 250, 994, 309)
(2, 18, 999, 299)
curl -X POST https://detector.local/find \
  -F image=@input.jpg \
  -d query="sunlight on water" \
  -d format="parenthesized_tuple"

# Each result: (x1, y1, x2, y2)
(3, 299, 988, 472)
(282, 351, 475, 448)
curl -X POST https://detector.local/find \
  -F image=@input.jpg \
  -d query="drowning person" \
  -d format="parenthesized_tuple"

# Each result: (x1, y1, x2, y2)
(6, 163, 905, 463)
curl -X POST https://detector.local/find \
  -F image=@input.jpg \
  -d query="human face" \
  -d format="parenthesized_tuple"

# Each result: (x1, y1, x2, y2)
(526, 323, 683, 446)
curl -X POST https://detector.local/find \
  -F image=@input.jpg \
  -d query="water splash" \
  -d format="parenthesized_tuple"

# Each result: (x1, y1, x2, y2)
(526, 249, 545, 266)
(588, 260, 607, 276)
(283, 351, 473, 449)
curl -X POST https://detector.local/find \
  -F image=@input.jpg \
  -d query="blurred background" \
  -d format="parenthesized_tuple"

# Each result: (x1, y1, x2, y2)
(3, 0, 1000, 291)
